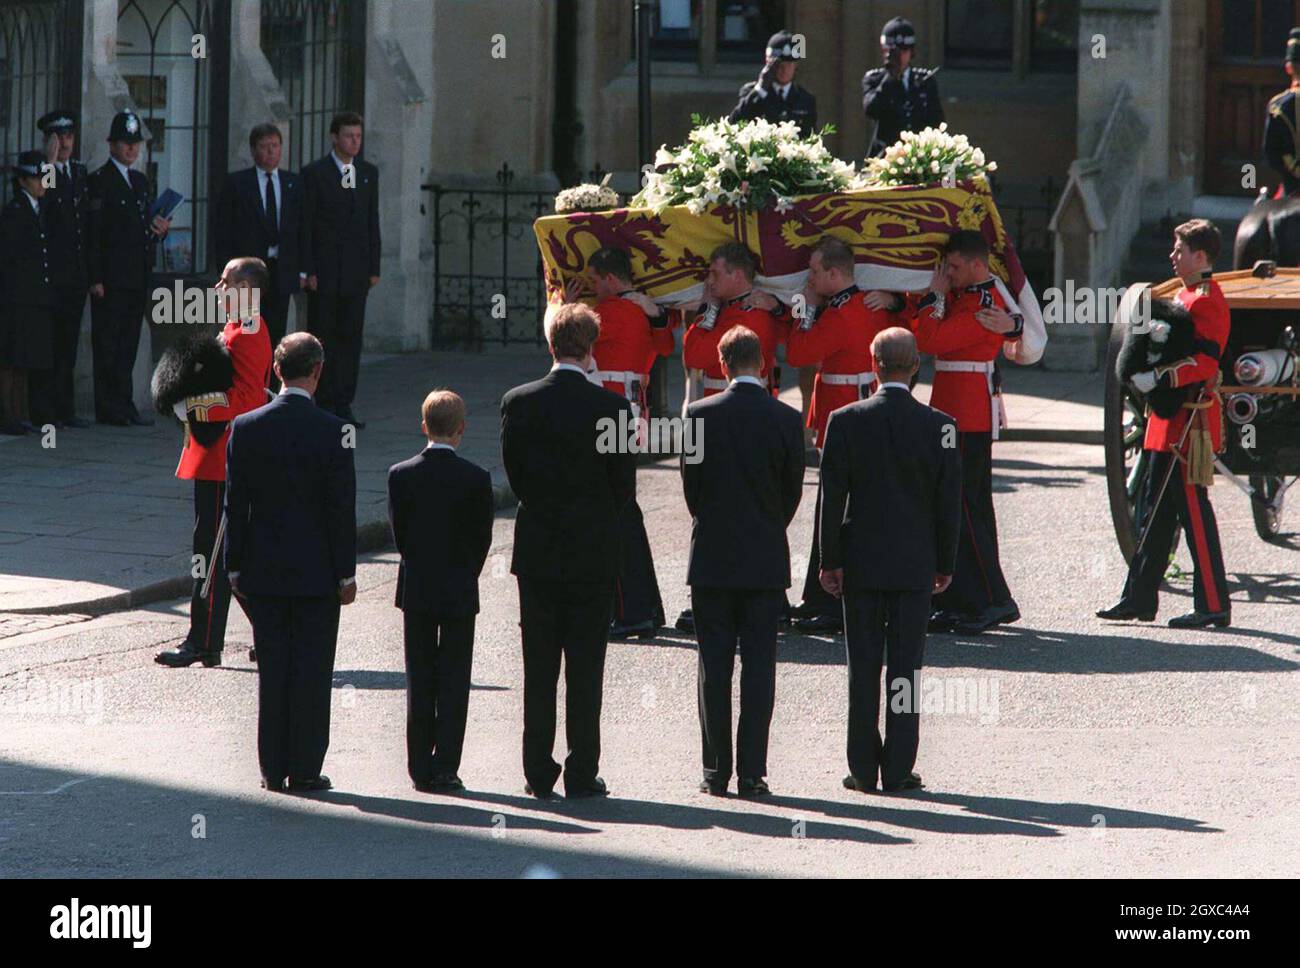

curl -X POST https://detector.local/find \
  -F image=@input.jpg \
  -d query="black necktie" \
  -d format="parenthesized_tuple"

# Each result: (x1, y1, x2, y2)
(265, 172, 279, 245)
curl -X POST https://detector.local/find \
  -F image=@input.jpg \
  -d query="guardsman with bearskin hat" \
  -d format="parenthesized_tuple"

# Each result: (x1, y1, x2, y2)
(153, 257, 273, 668)
(1099, 220, 1231, 629)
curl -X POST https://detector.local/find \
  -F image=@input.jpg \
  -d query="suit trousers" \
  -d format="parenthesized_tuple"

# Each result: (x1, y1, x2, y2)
(613, 498, 665, 627)
(934, 431, 1011, 615)
(90, 287, 146, 422)
(306, 288, 367, 413)
(517, 577, 612, 793)
(245, 593, 340, 784)
(691, 586, 783, 782)
(1121, 449, 1230, 615)
(261, 259, 291, 352)
(843, 587, 931, 788)
(402, 610, 476, 782)
(188, 479, 235, 654)
(798, 484, 837, 615)
(51, 286, 87, 421)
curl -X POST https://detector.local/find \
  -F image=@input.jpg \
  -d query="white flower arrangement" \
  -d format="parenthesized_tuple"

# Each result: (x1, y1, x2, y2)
(633, 114, 857, 215)
(857, 123, 998, 189)
(555, 175, 621, 214)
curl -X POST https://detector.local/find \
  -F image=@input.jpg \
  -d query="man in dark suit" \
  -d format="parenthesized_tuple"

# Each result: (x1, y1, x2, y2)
(214, 123, 303, 353)
(86, 110, 170, 426)
(226, 332, 357, 793)
(501, 303, 635, 799)
(682, 326, 805, 797)
(38, 109, 91, 428)
(300, 111, 380, 426)
(818, 327, 961, 794)
(388, 389, 495, 794)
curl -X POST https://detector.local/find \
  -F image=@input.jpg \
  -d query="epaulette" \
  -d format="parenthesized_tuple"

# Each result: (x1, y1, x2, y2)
(828, 285, 859, 309)
(1268, 89, 1294, 113)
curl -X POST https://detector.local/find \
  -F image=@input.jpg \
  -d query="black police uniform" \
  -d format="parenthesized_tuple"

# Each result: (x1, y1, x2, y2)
(861, 16, 944, 156)
(86, 112, 157, 425)
(728, 30, 818, 137)
(0, 154, 56, 426)
(38, 110, 90, 425)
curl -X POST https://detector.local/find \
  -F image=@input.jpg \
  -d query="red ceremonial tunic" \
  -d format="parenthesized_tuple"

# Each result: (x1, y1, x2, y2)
(175, 317, 273, 481)
(591, 293, 673, 409)
(682, 292, 791, 398)
(911, 279, 1010, 434)
(1143, 274, 1229, 453)
(785, 285, 894, 446)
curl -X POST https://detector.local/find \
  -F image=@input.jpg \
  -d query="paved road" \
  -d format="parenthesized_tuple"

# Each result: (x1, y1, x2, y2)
(1, 440, 1296, 877)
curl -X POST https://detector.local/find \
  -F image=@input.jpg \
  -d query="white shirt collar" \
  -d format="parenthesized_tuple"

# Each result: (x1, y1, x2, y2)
(880, 381, 911, 392)
(279, 386, 312, 399)
(551, 362, 587, 375)
(331, 150, 352, 172)
(775, 82, 791, 98)
(424, 442, 457, 452)
(110, 156, 133, 184)
(901, 67, 911, 91)
(732, 375, 765, 387)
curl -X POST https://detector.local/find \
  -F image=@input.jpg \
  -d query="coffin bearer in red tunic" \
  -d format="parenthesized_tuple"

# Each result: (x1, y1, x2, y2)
(785, 236, 896, 634)
(1098, 220, 1231, 628)
(566, 246, 670, 639)
(682, 242, 791, 402)
(905, 230, 1021, 635)
(155, 257, 273, 667)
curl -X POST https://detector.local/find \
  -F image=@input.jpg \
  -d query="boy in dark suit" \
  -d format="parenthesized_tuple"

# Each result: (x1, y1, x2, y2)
(387, 389, 495, 793)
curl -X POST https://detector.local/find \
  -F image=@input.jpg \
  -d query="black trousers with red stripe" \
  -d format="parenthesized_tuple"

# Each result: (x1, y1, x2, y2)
(613, 498, 665, 627)
(934, 431, 1012, 615)
(188, 479, 235, 654)
(1121, 449, 1230, 615)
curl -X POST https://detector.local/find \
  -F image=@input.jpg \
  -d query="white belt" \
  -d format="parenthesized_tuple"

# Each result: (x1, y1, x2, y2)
(701, 376, 729, 391)
(933, 360, 1005, 439)
(820, 371, 877, 399)
(591, 369, 646, 419)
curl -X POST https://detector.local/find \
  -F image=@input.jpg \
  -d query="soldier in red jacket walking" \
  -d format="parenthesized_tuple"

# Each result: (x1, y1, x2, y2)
(155, 258, 273, 667)
(569, 246, 672, 638)
(1099, 220, 1231, 628)
(682, 242, 791, 402)
(907, 231, 1022, 635)
(786, 236, 896, 633)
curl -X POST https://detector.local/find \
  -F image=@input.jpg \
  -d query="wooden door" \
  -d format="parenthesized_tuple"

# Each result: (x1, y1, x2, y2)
(1206, 0, 1300, 195)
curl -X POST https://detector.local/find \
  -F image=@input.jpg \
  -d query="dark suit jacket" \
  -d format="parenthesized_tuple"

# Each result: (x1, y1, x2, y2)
(43, 159, 89, 289)
(682, 381, 805, 590)
(214, 167, 303, 292)
(818, 386, 961, 591)
(224, 391, 357, 597)
(85, 160, 155, 290)
(388, 446, 495, 616)
(300, 153, 380, 293)
(501, 367, 635, 583)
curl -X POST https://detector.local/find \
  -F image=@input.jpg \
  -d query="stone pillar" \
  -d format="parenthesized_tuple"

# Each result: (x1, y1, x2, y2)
(365, 0, 434, 350)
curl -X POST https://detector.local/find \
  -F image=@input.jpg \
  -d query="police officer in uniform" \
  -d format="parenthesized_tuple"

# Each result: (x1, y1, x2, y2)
(86, 110, 170, 426)
(728, 30, 818, 137)
(0, 151, 56, 434)
(38, 110, 91, 428)
(862, 17, 944, 157)
(1263, 28, 1300, 196)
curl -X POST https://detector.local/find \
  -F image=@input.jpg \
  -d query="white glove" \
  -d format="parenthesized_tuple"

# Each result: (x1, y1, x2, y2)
(1131, 370, 1157, 393)
(172, 400, 188, 422)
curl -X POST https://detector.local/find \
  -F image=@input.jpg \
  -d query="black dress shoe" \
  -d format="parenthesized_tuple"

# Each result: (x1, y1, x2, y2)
(128, 413, 154, 427)
(927, 609, 964, 633)
(287, 775, 332, 792)
(430, 773, 465, 792)
(261, 776, 285, 792)
(64, 416, 91, 429)
(737, 777, 771, 797)
(154, 642, 206, 667)
(1095, 602, 1156, 622)
(787, 601, 821, 620)
(674, 608, 695, 633)
(792, 612, 843, 634)
(1168, 610, 1231, 629)
(609, 619, 656, 640)
(699, 779, 728, 796)
(524, 781, 557, 800)
(565, 777, 609, 799)
(842, 774, 876, 794)
(882, 772, 924, 793)
(955, 601, 1021, 634)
